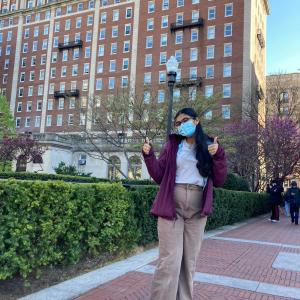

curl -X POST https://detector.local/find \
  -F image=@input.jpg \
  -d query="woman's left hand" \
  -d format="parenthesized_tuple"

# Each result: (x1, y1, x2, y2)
(208, 137, 219, 156)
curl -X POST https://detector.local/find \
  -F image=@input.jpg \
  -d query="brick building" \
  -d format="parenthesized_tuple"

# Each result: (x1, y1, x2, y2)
(0, 0, 270, 177)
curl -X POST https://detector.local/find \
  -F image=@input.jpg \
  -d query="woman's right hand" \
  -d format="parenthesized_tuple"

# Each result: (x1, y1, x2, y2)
(142, 137, 151, 155)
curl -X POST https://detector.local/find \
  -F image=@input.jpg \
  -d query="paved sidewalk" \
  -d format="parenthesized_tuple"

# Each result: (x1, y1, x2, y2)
(76, 215, 300, 300)
(21, 214, 300, 300)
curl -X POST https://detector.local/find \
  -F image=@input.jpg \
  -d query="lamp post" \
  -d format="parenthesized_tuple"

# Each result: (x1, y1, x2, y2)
(166, 56, 178, 139)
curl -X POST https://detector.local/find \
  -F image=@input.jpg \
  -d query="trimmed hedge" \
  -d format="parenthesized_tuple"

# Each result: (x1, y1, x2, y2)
(0, 180, 268, 280)
(0, 172, 109, 183)
(0, 180, 138, 280)
(222, 173, 250, 192)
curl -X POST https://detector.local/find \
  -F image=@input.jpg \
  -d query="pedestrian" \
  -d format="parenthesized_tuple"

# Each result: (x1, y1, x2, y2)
(284, 181, 300, 225)
(142, 107, 227, 300)
(267, 179, 283, 222)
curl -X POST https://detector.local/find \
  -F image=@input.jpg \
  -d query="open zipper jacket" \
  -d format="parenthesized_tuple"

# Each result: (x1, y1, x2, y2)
(142, 134, 227, 220)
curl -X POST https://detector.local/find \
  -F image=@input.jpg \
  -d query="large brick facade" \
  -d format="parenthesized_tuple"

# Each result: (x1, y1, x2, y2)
(0, 0, 269, 134)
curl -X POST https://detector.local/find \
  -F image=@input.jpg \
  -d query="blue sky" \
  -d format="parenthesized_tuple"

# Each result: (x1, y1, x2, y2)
(266, 0, 300, 74)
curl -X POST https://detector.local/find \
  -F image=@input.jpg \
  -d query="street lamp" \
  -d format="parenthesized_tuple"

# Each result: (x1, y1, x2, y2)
(166, 56, 179, 138)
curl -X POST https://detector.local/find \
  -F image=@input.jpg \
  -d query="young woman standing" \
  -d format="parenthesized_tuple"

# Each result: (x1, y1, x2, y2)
(142, 107, 227, 300)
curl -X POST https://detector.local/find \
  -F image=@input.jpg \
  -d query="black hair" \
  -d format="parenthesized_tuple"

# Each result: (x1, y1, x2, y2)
(174, 107, 213, 178)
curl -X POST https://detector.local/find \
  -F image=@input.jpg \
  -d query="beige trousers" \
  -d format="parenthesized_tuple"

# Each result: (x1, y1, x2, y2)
(150, 184, 207, 300)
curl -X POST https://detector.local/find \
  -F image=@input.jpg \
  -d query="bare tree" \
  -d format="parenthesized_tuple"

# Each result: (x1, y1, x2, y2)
(69, 87, 223, 179)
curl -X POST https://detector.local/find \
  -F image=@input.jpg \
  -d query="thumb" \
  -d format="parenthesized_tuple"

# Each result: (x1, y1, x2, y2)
(214, 137, 218, 144)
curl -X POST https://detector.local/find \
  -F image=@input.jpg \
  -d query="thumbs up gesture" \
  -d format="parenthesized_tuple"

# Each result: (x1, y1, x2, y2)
(208, 137, 219, 156)
(142, 137, 152, 155)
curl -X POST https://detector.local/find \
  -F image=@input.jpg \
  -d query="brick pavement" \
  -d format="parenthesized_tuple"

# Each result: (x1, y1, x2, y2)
(76, 215, 300, 300)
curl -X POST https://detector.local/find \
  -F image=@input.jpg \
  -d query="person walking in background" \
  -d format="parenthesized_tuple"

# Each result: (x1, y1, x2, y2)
(142, 107, 227, 300)
(267, 179, 283, 222)
(284, 181, 300, 225)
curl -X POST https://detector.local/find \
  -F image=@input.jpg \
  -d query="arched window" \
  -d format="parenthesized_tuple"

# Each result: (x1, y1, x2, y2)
(128, 155, 142, 179)
(107, 155, 121, 180)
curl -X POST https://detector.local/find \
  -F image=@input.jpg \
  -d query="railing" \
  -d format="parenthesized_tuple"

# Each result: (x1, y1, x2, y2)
(175, 77, 202, 87)
(54, 89, 80, 98)
(170, 18, 204, 32)
(58, 40, 83, 50)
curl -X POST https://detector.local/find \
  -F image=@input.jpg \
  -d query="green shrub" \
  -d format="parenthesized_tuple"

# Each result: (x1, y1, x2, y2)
(54, 162, 92, 177)
(0, 172, 109, 183)
(0, 180, 138, 280)
(0, 179, 268, 280)
(223, 173, 251, 192)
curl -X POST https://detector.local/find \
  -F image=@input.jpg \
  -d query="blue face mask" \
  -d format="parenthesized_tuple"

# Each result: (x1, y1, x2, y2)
(178, 120, 196, 137)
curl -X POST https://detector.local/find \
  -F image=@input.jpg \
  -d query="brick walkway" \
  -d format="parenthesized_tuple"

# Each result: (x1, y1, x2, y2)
(76, 215, 300, 300)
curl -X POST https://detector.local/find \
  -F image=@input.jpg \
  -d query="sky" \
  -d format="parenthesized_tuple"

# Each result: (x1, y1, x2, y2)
(266, 0, 300, 74)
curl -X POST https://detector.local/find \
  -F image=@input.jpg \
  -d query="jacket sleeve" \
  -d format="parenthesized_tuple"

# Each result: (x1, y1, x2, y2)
(211, 144, 227, 187)
(142, 144, 168, 184)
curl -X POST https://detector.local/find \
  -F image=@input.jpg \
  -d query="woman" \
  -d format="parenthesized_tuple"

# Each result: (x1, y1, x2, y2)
(142, 107, 227, 300)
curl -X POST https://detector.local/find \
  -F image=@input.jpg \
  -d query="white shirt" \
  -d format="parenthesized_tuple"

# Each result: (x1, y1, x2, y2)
(175, 140, 207, 187)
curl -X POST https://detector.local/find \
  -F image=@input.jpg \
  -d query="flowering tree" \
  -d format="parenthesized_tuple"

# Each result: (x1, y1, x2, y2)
(0, 136, 44, 172)
(225, 117, 300, 191)
(262, 117, 300, 181)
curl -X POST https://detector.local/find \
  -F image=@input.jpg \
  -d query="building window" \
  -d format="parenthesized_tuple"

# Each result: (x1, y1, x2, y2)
(177, 0, 184, 7)
(222, 105, 231, 119)
(175, 31, 183, 44)
(175, 50, 182, 62)
(98, 45, 105, 56)
(47, 99, 53, 110)
(16, 117, 21, 128)
(204, 110, 212, 120)
(161, 16, 168, 28)
(99, 28, 106, 40)
(111, 43, 117, 54)
(28, 86, 33, 96)
(208, 7, 216, 20)
(109, 77, 115, 89)
(124, 24, 131, 35)
(224, 43, 232, 57)
(189, 67, 197, 80)
(108, 156, 121, 180)
(65, 20, 71, 30)
(35, 116, 41, 128)
(57, 115, 63, 126)
(157, 90, 165, 103)
(148, 1, 155, 13)
(123, 58, 129, 70)
(160, 33, 168, 47)
(37, 100, 42, 111)
(68, 114, 74, 126)
(146, 36, 153, 48)
(17, 102, 22, 112)
(113, 10, 119, 21)
(80, 113, 86, 125)
(174, 89, 181, 102)
(82, 80, 88, 91)
(109, 60, 116, 72)
(97, 61, 104, 73)
(61, 66, 67, 77)
(223, 63, 232, 77)
(145, 54, 152, 67)
(96, 78, 103, 90)
(25, 117, 31, 128)
(190, 48, 198, 61)
(77, 2, 84, 12)
(207, 26, 215, 39)
(147, 18, 154, 31)
(121, 76, 128, 88)
(112, 26, 118, 38)
(46, 115, 52, 126)
(204, 85, 214, 98)
(206, 45, 215, 59)
(159, 71, 166, 83)
(84, 63, 90, 74)
(123, 41, 130, 52)
(128, 156, 142, 179)
(126, 7, 133, 18)
(223, 84, 231, 98)
(206, 65, 214, 79)
(76, 17, 82, 28)
(162, 0, 169, 10)
(191, 29, 198, 42)
(144, 72, 151, 85)
(159, 52, 167, 64)
(189, 87, 197, 101)
(86, 31, 92, 42)
(225, 3, 233, 17)
(85, 47, 91, 58)
(101, 12, 107, 23)
(224, 23, 232, 37)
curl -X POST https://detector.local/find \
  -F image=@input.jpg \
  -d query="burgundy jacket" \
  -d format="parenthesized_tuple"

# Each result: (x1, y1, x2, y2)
(142, 134, 227, 220)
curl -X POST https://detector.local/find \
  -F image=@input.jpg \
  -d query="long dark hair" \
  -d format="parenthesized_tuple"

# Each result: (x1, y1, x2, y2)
(174, 108, 213, 178)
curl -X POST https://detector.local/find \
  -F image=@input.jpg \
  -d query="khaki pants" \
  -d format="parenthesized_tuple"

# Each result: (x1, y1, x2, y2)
(150, 184, 207, 300)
